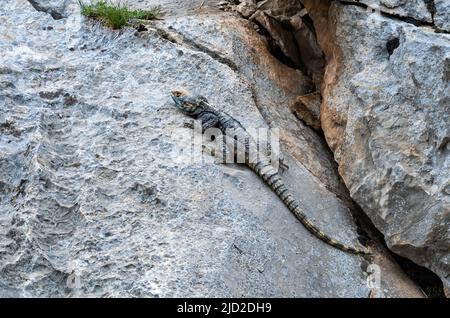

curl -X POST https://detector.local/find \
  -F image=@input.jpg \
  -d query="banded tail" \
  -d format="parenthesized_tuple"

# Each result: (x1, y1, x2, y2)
(249, 158, 369, 255)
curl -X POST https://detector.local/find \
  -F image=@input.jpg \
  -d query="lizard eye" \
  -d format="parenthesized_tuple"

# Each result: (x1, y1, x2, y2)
(172, 90, 185, 98)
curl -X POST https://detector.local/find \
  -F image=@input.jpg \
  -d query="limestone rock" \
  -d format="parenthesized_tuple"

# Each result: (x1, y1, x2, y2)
(304, 1, 450, 294)
(0, 0, 426, 297)
(343, 0, 433, 23)
(235, 1, 257, 18)
(289, 92, 322, 131)
(435, 0, 450, 32)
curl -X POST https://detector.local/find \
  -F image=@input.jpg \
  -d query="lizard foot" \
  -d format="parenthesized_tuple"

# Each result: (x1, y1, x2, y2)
(279, 158, 289, 174)
(183, 121, 195, 129)
(202, 144, 216, 157)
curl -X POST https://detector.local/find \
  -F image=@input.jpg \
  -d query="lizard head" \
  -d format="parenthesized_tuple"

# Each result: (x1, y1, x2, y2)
(171, 90, 207, 115)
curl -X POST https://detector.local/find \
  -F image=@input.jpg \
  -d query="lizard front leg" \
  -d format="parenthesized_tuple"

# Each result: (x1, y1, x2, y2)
(278, 157, 289, 173)
(184, 113, 221, 159)
(263, 140, 289, 173)
(183, 113, 219, 132)
(199, 113, 220, 133)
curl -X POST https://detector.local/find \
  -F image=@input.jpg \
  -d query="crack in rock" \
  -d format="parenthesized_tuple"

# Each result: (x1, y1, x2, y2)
(27, 0, 66, 20)
(339, 0, 450, 33)
(152, 25, 239, 72)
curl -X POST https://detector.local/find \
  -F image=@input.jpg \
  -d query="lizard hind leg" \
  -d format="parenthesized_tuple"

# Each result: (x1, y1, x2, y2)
(202, 144, 216, 157)
(202, 135, 229, 165)
(278, 157, 289, 174)
(261, 138, 289, 173)
(267, 153, 289, 174)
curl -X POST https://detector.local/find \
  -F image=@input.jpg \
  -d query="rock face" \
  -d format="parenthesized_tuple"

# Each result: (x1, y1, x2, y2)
(344, 0, 433, 23)
(0, 0, 428, 297)
(302, 0, 449, 294)
(435, 0, 450, 32)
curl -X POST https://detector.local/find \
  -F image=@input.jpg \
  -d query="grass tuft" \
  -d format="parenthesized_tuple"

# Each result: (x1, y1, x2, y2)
(78, 0, 161, 29)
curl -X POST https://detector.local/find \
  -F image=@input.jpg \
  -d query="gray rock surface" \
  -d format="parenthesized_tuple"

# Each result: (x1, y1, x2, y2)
(0, 0, 425, 297)
(26, 0, 70, 19)
(341, 0, 450, 32)
(435, 0, 450, 32)
(308, 1, 450, 294)
(343, 0, 433, 23)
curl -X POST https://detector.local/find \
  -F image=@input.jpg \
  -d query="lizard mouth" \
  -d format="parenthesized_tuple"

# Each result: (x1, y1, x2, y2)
(170, 90, 187, 108)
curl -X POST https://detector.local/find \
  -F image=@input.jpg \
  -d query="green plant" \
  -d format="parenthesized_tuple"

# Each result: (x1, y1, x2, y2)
(78, 0, 161, 29)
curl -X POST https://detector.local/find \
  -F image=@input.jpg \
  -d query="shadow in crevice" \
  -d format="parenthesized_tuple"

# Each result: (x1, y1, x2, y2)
(351, 201, 446, 298)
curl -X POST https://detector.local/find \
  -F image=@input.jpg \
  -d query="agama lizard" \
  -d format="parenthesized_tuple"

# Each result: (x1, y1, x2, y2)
(171, 90, 369, 255)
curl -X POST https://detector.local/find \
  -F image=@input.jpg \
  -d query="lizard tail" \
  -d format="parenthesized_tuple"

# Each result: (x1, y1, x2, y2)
(251, 160, 370, 255)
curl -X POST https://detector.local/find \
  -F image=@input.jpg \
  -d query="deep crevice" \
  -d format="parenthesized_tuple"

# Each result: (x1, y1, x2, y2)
(392, 253, 446, 298)
(249, 15, 325, 90)
(348, 200, 445, 298)
(252, 19, 304, 71)
(386, 37, 400, 56)
(227, 1, 326, 89)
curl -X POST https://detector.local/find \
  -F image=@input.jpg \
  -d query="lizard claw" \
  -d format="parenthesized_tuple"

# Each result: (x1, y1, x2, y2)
(278, 158, 289, 174)
(183, 121, 195, 129)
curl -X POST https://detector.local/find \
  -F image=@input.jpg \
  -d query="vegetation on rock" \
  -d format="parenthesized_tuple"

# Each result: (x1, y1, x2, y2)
(78, 0, 160, 29)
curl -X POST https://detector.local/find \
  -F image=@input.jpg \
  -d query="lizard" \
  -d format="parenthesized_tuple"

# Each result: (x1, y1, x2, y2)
(170, 90, 370, 255)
